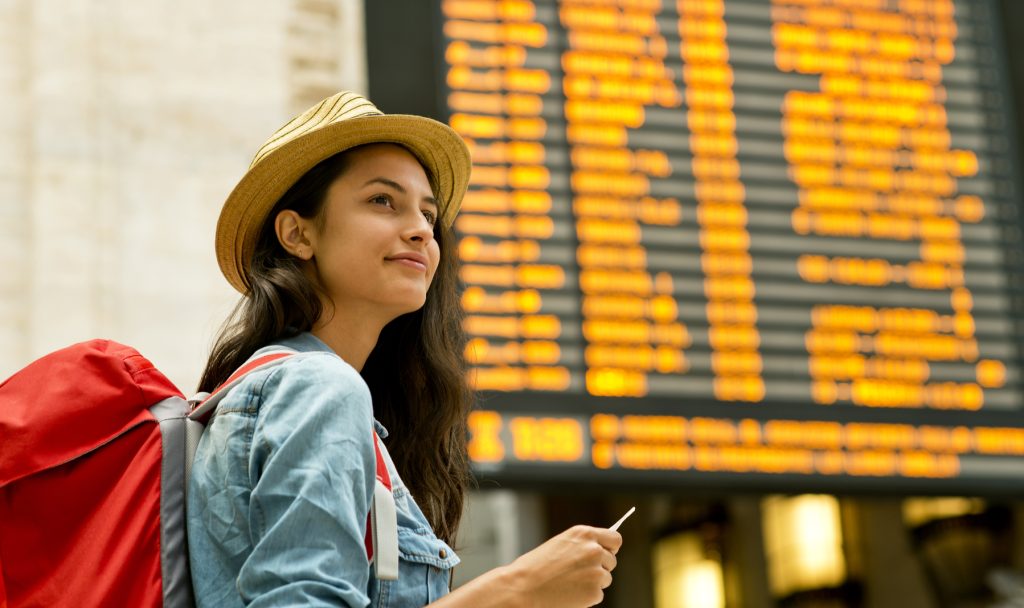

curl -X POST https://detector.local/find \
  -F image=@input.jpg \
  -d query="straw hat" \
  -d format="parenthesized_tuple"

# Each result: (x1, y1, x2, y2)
(216, 91, 471, 294)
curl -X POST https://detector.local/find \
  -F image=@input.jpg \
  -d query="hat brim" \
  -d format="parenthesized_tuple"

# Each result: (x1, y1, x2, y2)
(216, 114, 471, 294)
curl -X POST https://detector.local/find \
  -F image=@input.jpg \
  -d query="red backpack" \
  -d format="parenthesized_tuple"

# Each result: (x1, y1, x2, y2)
(0, 339, 397, 608)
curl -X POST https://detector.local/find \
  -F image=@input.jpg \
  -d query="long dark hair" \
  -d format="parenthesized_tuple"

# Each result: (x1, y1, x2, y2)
(199, 145, 471, 544)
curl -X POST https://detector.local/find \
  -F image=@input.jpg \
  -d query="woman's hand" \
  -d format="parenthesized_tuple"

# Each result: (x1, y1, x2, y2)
(502, 525, 623, 608)
(429, 524, 623, 608)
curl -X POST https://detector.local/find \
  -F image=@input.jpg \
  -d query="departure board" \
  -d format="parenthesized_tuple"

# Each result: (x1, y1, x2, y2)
(366, 0, 1024, 493)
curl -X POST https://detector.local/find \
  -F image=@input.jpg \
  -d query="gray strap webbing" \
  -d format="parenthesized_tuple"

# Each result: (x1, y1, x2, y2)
(150, 397, 197, 608)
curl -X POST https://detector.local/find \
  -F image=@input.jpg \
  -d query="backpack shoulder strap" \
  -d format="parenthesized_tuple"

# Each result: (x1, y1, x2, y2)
(187, 349, 296, 424)
(367, 431, 398, 580)
(183, 349, 296, 488)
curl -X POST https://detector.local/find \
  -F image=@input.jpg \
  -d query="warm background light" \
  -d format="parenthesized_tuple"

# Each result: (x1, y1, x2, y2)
(654, 532, 725, 608)
(762, 494, 847, 597)
(902, 496, 985, 528)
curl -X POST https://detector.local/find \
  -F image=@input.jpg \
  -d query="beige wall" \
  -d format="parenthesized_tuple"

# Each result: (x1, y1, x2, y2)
(0, 0, 367, 392)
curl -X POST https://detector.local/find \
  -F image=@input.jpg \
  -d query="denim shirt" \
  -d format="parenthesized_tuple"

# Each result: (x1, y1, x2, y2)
(187, 333, 459, 607)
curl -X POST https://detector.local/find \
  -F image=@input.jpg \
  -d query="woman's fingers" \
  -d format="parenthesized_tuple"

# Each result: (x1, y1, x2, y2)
(504, 525, 624, 608)
(600, 549, 617, 572)
(592, 528, 623, 554)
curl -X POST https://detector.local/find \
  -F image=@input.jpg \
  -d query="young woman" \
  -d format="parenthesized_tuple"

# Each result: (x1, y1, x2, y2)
(187, 91, 621, 607)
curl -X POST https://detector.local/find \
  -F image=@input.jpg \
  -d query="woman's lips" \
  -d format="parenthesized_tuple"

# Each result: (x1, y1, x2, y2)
(387, 254, 428, 271)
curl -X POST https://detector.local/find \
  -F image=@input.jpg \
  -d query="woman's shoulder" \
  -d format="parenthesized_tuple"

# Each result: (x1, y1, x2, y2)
(221, 347, 371, 418)
(261, 351, 368, 399)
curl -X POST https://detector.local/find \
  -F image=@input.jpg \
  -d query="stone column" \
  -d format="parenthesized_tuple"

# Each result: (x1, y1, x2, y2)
(0, 0, 377, 389)
(0, 0, 30, 376)
(27, 0, 106, 358)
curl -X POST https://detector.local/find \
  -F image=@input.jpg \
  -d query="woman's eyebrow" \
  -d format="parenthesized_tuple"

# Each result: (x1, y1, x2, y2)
(362, 177, 438, 207)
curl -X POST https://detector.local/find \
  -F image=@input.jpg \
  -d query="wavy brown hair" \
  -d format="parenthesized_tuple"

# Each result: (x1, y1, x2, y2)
(198, 145, 472, 544)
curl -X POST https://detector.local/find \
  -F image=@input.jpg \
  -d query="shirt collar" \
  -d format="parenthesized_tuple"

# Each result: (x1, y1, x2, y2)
(267, 332, 390, 439)
(272, 331, 335, 354)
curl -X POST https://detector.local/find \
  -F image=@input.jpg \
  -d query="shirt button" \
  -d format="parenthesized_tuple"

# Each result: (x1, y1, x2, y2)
(439, 548, 447, 559)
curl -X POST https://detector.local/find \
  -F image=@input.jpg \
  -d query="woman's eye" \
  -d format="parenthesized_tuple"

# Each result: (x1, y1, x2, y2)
(370, 194, 392, 207)
(422, 210, 437, 225)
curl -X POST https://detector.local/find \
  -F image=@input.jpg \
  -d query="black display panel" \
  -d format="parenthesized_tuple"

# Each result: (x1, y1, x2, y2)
(367, 0, 1024, 493)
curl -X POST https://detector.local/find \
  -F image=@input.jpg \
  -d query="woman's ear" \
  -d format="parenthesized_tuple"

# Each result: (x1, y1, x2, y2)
(275, 210, 315, 260)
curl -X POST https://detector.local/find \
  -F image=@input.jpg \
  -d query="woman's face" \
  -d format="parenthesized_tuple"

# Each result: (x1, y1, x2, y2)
(305, 143, 441, 321)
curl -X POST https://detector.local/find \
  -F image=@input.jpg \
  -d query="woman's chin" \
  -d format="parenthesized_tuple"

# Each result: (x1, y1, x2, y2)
(381, 294, 428, 319)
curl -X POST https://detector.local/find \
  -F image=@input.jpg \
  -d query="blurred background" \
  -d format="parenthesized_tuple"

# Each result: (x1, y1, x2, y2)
(3, 0, 1024, 606)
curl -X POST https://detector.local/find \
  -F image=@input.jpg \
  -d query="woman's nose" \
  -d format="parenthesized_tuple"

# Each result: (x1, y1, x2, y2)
(404, 212, 435, 242)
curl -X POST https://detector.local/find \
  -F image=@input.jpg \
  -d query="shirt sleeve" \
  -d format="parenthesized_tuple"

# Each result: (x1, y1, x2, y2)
(237, 354, 376, 608)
